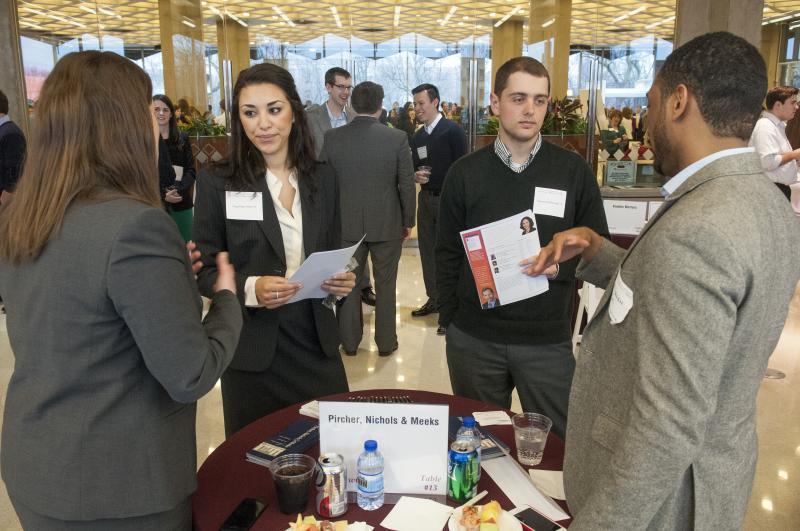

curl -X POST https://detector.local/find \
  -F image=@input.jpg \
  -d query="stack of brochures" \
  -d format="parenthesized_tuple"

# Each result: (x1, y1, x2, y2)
(245, 418, 319, 467)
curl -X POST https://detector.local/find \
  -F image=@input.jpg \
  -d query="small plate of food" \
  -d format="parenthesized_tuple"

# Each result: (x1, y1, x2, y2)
(448, 500, 522, 531)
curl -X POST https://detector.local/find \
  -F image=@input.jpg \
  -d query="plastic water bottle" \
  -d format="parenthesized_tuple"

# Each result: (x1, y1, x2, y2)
(356, 440, 384, 510)
(456, 416, 482, 480)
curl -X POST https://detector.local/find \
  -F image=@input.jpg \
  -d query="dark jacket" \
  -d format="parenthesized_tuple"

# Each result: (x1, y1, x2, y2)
(193, 162, 343, 371)
(0, 119, 26, 192)
(158, 132, 195, 211)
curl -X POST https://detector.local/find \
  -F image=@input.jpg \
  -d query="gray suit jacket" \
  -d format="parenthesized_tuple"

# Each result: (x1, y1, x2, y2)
(307, 101, 354, 158)
(564, 152, 800, 529)
(320, 116, 416, 242)
(0, 199, 242, 520)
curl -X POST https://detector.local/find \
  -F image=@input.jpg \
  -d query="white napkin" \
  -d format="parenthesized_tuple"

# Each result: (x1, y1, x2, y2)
(347, 523, 373, 531)
(528, 469, 566, 500)
(472, 411, 512, 426)
(380, 496, 452, 531)
(299, 400, 319, 419)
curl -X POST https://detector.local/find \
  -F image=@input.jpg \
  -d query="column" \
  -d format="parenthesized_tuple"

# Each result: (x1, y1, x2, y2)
(217, 17, 250, 102)
(0, 0, 29, 137)
(674, 0, 764, 48)
(158, 0, 207, 111)
(760, 24, 781, 88)
(491, 19, 523, 91)
(529, 0, 572, 98)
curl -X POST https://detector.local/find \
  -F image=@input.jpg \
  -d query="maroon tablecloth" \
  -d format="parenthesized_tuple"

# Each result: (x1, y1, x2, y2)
(193, 389, 571, 530)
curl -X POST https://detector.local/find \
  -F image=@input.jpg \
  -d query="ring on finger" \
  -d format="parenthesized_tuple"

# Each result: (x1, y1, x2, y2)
(274, 291, 278, 300)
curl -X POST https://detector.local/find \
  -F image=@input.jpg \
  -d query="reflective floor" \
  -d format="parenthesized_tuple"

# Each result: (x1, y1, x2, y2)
(0, 247, 797, 529)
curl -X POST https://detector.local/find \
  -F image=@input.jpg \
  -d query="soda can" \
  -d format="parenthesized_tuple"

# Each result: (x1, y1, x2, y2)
(447, 441, 478, 503)
(315, 453, 348, 518)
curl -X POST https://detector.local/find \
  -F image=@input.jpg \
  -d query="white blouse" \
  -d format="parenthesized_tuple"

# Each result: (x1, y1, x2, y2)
(244, 169, 305, 307)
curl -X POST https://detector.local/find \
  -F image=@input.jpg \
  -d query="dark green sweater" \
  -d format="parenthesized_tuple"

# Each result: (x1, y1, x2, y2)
(436, 141, 609, 345)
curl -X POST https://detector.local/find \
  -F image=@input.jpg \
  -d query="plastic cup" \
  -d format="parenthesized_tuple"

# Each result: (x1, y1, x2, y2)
(269, 453, 317, 514)
(417, 165, 432, 184)
(511, 413, 552, 466)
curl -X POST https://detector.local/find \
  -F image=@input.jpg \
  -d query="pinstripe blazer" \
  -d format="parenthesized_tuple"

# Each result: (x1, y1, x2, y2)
(193, 162, 343, 371)
(563, 152, 800, 530)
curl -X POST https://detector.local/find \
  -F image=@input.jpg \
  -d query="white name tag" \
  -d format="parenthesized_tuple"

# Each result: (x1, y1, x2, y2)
(533, 187, 567, 218)
(608, 271, 633, 325)
(417, 146, 428, 160)
(225, 191, 263, 221)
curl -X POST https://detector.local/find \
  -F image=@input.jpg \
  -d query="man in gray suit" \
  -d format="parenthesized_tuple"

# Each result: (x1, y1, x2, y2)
(321, 81, 415, 356)
(525, 32, 800, 529)
(308, 67, 377, 307)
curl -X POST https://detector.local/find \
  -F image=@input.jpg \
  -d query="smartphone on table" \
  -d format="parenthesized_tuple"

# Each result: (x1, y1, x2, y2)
(220, 498, 267, 530)
(509, 505, 567, 531)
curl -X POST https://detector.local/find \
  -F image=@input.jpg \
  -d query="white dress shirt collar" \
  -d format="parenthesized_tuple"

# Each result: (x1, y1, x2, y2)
(425, 113, 443, 135)
(661, 147, 755, 198)
(265, 169, 305, 278)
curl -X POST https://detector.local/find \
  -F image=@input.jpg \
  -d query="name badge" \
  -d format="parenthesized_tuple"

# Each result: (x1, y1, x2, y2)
(533, 187, 567, 218)
(417, 146, 428, 160)
(608, 271, 633, 325)
(225, 191, 263, 221)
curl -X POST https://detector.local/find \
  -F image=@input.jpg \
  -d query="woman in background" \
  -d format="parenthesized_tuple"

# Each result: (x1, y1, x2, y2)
(0, 51, 242, 530)
(153, 94, 196, 241)
(193, 63, 356, 437)
(397, 102, 419, 141)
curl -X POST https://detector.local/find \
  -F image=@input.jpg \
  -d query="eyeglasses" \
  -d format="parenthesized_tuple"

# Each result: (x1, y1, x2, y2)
(333, 83, 353, 91)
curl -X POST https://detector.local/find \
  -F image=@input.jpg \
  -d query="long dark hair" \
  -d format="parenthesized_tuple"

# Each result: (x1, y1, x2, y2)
(152, 94, 181, 146)
(225, 63, 316, 191)
(0, 51, 159, 263)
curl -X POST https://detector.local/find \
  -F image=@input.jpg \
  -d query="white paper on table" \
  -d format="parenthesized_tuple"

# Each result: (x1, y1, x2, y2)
(298, 400, 319, 419)
(481, 456, 569, 522)
(602, 199, 647, 235)
(472, 411, 512, 426)
(528, 469, 566, 500)
(172, 165, 184, 181)
(347, 524, 373, 531)
(459, 209, 548, 307)
(287, 236, 364, 303)
(380, 496, 452, 531)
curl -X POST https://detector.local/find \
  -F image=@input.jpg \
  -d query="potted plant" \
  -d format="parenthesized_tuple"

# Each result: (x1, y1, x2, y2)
(179, 111, 229, 172)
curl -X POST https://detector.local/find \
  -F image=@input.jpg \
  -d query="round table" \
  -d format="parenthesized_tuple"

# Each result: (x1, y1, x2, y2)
(193, 389, 570, 530)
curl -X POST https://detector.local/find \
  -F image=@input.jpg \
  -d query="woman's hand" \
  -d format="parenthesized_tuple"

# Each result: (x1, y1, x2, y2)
(186, 241, 202, 276)
(213, 252, 236, 294)
(321, 271, 356, 297)
(165, 189, 183, 203)
(255, 276, 302, 309)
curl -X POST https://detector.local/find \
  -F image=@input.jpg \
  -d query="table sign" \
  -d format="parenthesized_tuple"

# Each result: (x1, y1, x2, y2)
(603, 199, 647, 235)
(605, 160, 636, 186)
(319, 401, 449, 497)
(647, 200, 664, 219)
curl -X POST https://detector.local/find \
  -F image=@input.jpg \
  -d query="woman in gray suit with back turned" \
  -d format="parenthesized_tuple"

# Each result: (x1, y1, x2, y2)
(0, 51, 242, 530)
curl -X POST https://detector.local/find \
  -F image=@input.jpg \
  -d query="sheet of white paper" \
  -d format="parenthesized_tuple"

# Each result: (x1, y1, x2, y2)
(299, 400, 319, 419)
(472, 411, 512, 426)
(172, 165, 184, 181)
(481, 456, 569, 522)
(602, 199, 647, 235)
(647, 200, 664, 220)
(533, 187, 567, 218)
(460, 209, 548, 307)
(225, 191, 263, 221)
(608, 271, 633, 325)
(380, 496, 452, 531)
(528, 469, 566, 500)
(287, 237, 364, 303)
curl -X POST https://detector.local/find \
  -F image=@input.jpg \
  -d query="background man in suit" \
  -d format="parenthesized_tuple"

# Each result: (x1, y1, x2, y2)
(322, 81, 415, 356)
(0, 90, 26, 204)
(410, 83, 467, 334)
(308, 68, 377, 307)
(525, 32, 800, 529)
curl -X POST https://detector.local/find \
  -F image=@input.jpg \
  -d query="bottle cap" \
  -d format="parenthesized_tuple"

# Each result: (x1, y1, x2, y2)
(364, 439, 377, 451)
(462, 416, 476, 428)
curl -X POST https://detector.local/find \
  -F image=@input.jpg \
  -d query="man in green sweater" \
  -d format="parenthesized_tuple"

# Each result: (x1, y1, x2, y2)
(436, 57, 609, 439)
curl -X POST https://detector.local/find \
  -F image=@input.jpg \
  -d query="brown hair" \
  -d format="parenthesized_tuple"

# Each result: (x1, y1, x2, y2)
(494, 57, 550, 96)
(766, 86, 799, 110)
(609, 109, 623, 123)
(0, 51, 160, 263)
